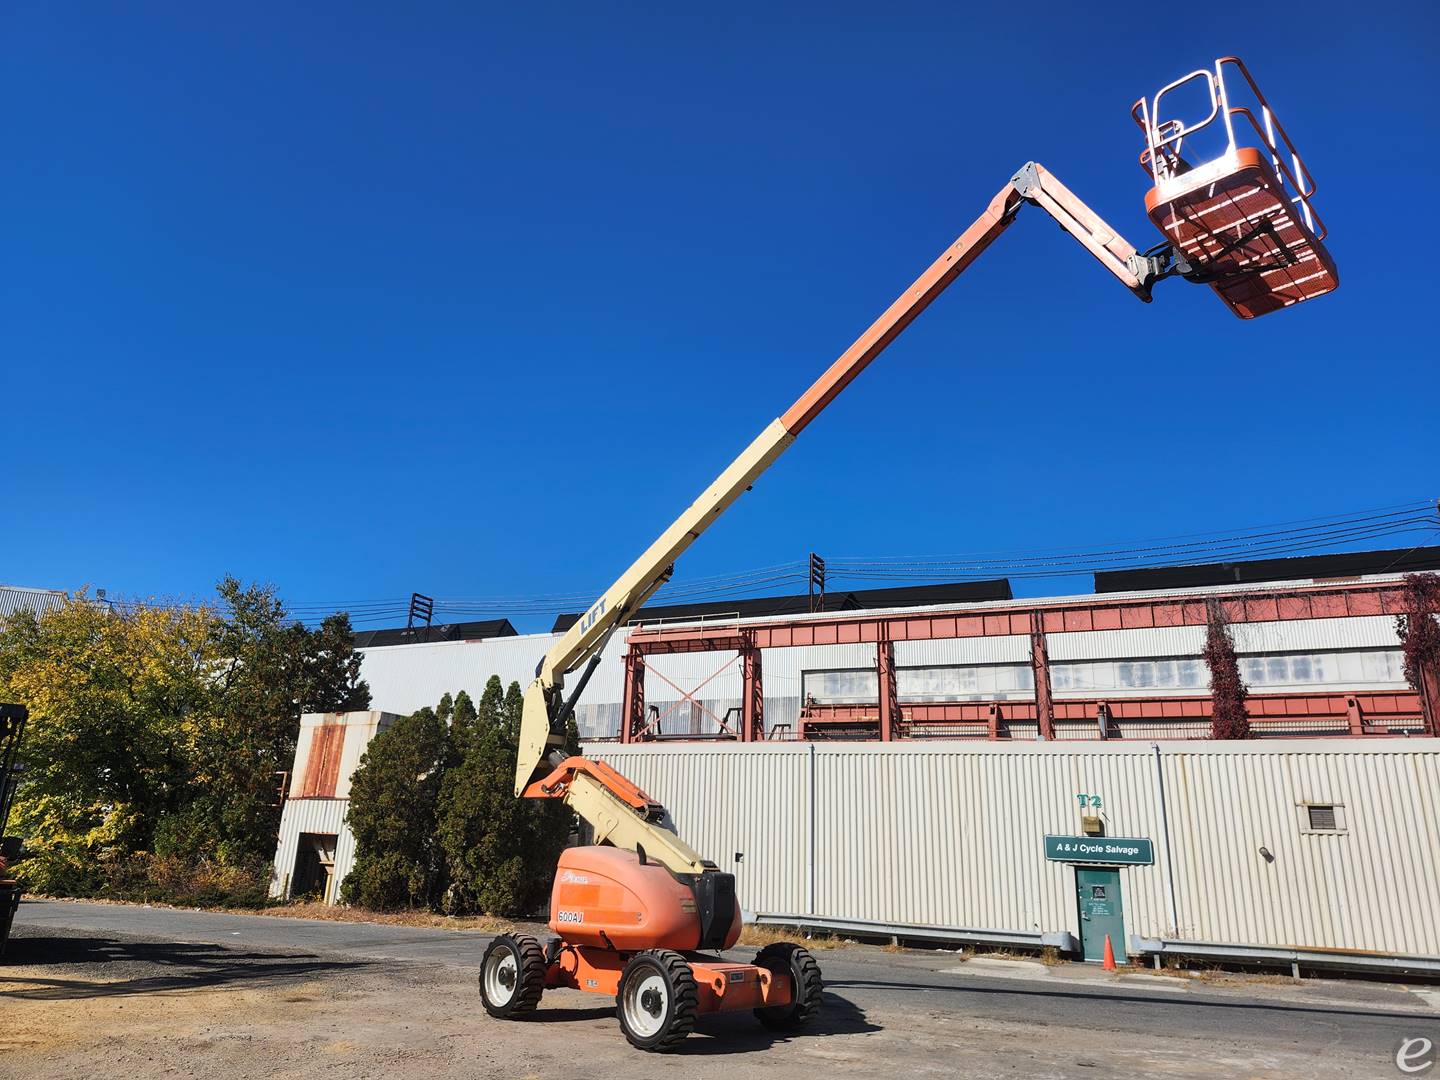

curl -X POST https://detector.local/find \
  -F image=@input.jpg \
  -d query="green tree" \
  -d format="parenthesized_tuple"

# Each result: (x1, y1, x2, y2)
(342, 706, 447, 909)
(183, 577, 370, 866)
(436, 678, 576, 916)
(0, 595, 215, 894)
(0, 578, 370, 899)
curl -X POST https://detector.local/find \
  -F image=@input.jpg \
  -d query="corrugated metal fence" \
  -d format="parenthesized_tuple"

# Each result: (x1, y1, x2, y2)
(589, 739, 1440, 960)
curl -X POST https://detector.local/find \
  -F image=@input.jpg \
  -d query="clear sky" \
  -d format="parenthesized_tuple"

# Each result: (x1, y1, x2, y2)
(5, 2, 1437, 631)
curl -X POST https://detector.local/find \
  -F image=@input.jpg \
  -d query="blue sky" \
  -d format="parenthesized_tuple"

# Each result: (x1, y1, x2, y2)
(5, 3, 1437, 631)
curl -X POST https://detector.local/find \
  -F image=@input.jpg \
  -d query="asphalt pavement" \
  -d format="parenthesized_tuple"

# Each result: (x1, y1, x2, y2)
(10, 897, 1438, 1069)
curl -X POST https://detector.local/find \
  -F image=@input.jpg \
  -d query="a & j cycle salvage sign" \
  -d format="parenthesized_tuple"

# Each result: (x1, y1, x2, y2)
(1044, 835, 1154, 866)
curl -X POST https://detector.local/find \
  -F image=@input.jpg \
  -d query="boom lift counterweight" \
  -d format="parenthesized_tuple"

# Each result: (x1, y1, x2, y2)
(480, 57, 1337, 1051)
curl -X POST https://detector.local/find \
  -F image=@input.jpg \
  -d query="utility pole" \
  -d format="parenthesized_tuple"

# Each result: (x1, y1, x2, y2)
(407, 592, 435, 640)
(808, 553, 826, 613)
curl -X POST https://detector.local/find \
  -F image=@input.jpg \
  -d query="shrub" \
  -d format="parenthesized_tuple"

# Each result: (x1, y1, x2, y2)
(342, 706, 448, 910)
(436, 679, 576, 916)
(16, 845, 270, 908)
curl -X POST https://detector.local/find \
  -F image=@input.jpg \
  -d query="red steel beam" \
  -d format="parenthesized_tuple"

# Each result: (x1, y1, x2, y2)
(878, 640, 898, 742)
(624, 580, 1411, 656)
(620, 652, 645, 744)
(798, 689, 1425, 736)
(1420, 662, 1440, 737)
(741, 646, 763, 742)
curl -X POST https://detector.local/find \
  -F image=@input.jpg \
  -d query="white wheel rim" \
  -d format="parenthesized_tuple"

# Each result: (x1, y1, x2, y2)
(623, 972, 669, 1038)
(484, 947, 518, 1005)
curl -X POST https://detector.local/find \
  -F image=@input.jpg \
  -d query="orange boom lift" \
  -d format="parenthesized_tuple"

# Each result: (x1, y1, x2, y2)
(479, 58, 1337, 1051)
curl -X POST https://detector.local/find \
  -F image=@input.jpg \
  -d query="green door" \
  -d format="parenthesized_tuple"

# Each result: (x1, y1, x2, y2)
(1075, 867, 1125, 963)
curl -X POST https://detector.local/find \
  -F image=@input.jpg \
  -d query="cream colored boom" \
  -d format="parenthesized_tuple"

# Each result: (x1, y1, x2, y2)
(515, 162, 1156, 819)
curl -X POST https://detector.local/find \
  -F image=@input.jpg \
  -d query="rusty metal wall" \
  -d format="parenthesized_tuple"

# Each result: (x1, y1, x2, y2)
(273, 712, 398, 900)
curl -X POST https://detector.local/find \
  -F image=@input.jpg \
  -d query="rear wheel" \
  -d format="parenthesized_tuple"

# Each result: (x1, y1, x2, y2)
(479, 934, 546, 1018)
(616, 949, 698, 1052)
(753, 942, 823, 1031)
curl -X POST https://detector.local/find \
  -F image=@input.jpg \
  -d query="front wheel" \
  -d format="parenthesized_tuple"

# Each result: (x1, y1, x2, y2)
(616, 950, 698, 1052)
(479, 934, 547, 1018)
(753, 941, 823, 1031)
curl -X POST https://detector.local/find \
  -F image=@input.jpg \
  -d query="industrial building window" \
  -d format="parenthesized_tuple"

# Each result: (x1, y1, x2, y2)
(897, 664, 1033, 702)
(1240, 653, 1333, 686)
(1055, 649, 1406, 696)
(1358, 650, 1405, 682)
(1052, 657, 1205, 693)
(1239, 650, 1411, 688)
(802, 669, 878, 705)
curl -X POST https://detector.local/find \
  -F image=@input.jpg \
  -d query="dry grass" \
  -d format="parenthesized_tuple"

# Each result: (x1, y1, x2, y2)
(738, 924, 853, 951)
(250, 902, 518, 933)
(38, 895, 530, 934)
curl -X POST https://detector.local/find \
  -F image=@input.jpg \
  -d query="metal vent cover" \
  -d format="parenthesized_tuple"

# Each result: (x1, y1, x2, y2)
(1307, 804, 1338, 831)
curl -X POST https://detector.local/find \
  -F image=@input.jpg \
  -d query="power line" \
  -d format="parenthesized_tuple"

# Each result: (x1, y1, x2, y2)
(96, 499, 1440, 626)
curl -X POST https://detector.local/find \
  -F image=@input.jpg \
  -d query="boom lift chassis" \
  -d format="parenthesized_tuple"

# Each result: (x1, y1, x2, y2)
(482, 58, 1336, 1052)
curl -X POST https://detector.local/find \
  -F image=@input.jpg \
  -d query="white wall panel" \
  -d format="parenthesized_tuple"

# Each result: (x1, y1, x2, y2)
(590, 743, 810, 915)
(809, 744, 1168, 942)
(894, 636, 1030, 666)
(360, 630, 628, 715)
(1160, 743, 1440, 955)
(1230, 615, 1401, 653)
(1049, 626, 1206, 661)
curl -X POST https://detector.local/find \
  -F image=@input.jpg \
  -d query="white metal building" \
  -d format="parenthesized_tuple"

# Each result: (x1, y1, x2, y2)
(0, 585, 67, 624)
(354, 575, 1422, 743)
(590, 738, 1440, 971)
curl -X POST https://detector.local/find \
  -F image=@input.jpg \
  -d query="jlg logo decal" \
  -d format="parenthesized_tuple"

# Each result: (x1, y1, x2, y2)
(556, 910, 584, 924)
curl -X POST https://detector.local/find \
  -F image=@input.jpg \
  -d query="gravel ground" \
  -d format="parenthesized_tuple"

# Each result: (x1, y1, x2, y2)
(2, 909, 1434, 1079)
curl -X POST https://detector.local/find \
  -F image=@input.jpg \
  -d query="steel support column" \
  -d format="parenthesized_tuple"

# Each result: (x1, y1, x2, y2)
(741, 644, 764, 741)
(1344, 695, 1366, 737)
(1421, 662, 1440, 737)
(621, 652, 646, 743)
(878, 635, 899, 741)
(1031, 610, 1055, 740)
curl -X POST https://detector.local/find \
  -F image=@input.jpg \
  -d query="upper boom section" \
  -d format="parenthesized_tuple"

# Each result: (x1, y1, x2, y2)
(516, 162, 1158, 798)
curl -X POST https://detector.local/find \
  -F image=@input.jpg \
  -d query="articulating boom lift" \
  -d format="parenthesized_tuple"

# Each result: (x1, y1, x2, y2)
(479, 57, 1337, 1051)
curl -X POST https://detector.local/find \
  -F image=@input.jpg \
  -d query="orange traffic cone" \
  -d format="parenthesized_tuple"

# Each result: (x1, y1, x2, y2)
(1102, 934, 1117, 971)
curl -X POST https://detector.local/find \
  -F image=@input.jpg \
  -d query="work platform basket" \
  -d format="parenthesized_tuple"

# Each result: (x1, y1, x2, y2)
(1133, 57, 1338, 319)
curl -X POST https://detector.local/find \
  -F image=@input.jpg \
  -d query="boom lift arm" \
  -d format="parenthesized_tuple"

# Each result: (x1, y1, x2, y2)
(517, 162, 1169, 875)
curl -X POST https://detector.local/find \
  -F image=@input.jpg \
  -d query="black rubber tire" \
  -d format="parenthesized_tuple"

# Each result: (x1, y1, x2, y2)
(753, 942, 823, 1031)
(479, 933, 547, 1018)
(615, 949, 699, 1052)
